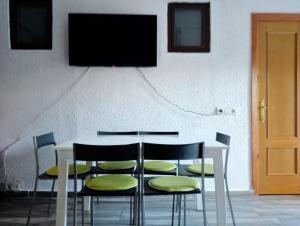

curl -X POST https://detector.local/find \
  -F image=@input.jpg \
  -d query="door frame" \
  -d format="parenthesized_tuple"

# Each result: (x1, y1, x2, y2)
(252, 13, 300, 194)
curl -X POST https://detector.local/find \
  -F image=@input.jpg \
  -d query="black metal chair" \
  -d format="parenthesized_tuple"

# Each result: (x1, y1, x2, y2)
(26, 132, 90, 226)
(179, 132, 235, 226)
(141, 142, 207, 226)
(95, 130, 139, 217)
(73, 143, 140, 226)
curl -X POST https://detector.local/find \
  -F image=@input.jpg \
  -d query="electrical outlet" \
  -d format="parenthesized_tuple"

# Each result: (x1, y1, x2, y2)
(215, 108, 225, 115)
(229, 108, 236, 115)
(215, 108, 236, 115)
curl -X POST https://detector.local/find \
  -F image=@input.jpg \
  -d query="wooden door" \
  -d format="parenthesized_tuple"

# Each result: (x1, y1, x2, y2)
(252, 14, 300, 194)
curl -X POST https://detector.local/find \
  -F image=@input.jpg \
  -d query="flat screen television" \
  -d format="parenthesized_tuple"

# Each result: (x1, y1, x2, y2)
(68, 13, 157, 67)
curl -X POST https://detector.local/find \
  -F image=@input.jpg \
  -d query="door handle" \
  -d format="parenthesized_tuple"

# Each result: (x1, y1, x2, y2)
(259, 100, 267, 123)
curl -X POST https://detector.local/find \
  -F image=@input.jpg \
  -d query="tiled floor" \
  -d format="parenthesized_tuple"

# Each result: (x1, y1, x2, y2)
(1, 192, 300, 226)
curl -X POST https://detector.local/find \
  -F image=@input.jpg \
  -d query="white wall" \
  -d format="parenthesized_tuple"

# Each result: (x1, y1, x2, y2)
(1, 0, 300, 191)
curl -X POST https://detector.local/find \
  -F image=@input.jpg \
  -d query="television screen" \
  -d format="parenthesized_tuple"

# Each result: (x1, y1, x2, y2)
(68, 13, 157, 67)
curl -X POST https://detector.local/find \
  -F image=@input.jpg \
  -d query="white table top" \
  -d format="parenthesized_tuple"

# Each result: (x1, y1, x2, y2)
(55, 135, 227, 151)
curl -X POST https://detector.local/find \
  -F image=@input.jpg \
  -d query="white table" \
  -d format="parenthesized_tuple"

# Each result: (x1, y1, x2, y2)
(55, 135, 227, 226)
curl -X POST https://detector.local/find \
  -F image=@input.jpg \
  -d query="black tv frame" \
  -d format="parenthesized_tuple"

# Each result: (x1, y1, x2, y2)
(68, 13, 157, 67)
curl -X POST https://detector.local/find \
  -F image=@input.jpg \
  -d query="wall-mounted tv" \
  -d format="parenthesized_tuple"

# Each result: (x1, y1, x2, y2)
(68, 13, 157, 67)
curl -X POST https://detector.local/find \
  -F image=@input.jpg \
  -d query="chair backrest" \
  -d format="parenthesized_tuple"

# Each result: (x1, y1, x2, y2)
(73, 143, 140, 162)
(142, 142, 204, 160)
(216, 132, 230, 176)
(139, 131, 179, 135)
(34, 132, 56, 150)
(97, 131, 139, 136)
(216, 132, 230, 146)
(33, 132, 56, 177)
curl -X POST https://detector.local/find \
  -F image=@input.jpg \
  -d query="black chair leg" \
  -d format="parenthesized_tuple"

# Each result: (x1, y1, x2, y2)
(176, 194, 180, 212)
(74, 194, 77, 226)
(81, 197, 84, 226)
(130, 196, 133, 225)
(132, 195, 137, 225)
(171, 195, 175, 226)
(225, 177, 236, 226)
(142, 194, 145, 226)
(137, 194, 140, 226)
(139, 192, 145, 226)
(47, 179, 56, 216)
(178, 195, 182, 226)
(183, 195, 186, 226)
(26, 177, 39, 226)
(90, 197, 94, 226)
(130, 195, 138, 225)
(202, 192, 207, 226)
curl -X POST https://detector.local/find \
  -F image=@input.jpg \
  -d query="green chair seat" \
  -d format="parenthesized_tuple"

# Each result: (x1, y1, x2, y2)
(186, 164, 214, 175)
(98, 160, 136, 170)
(86, 174, 138, 191)
(144, 160, 177, 172)
(46, 164, 91, 176)
(149, 176, 200, 192)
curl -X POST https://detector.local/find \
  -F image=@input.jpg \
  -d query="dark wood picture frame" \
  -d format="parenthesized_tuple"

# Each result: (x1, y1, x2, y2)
(9, 0, 52, 49)
(168, 2, 210, 52)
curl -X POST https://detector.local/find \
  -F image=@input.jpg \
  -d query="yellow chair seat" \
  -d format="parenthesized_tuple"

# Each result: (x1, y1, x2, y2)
(144, 160, 177, 172)
(98, 160, 136, 170)
(186, 164, 214, 175)
(46, 164, 91, 176)
(86, 174, 138, 191)
(149, 176, 200, 192)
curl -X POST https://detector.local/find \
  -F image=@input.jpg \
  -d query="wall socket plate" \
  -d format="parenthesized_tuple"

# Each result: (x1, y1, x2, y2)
(215, 108, 236, 115)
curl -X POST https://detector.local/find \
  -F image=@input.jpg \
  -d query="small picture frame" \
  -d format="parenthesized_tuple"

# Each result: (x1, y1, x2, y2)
(10, 0, 52, 49)
(168, 2, 210, 52)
